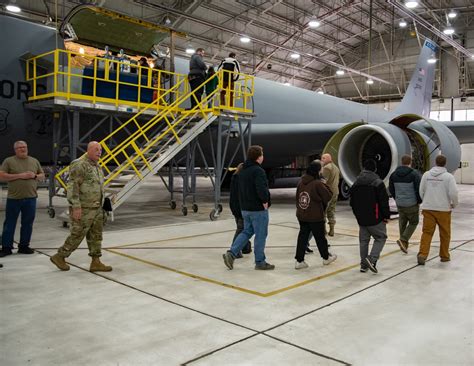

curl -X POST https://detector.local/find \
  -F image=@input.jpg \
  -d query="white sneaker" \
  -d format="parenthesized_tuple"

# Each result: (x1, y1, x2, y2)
(323, 253, 337, 265)
(295, 261, 309, 269)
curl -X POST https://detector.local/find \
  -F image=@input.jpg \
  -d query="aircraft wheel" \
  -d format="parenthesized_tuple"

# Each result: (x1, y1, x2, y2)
(48, 208, 56, 218)
(170, 201, 177, 209)
(192, 203, 198, 213)
(217, 204, 223, 213)
(182, 206, 188, 216)
(209, 209, 219, 221)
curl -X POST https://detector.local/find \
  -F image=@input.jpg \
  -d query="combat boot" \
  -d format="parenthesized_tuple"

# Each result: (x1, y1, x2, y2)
(50, 254, 70, 271)
(328, 224, 335, 237)
(90, 257, 112, 272)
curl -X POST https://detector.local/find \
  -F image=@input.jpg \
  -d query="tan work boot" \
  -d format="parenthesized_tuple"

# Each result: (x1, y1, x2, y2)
(50, 253, 70, 271)
(328, 224, 335, 237)
(90, 257, 112, 272)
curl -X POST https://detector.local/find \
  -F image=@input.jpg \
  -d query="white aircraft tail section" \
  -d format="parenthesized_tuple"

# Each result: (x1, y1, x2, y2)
(395, 39, 438, 118)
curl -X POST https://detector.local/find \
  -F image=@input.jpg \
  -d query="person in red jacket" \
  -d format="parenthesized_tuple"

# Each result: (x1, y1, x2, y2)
(294, 161, 337, 269)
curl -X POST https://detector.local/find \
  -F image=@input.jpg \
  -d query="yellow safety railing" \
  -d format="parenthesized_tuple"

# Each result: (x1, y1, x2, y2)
(26, 49, 188, 111)
(55, 68, 254, 192)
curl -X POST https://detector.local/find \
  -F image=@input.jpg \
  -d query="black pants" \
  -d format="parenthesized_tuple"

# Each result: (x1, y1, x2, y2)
(189, 75, 206, 108)
(295, 220, 329, 262)
(233, 216, 251, 253)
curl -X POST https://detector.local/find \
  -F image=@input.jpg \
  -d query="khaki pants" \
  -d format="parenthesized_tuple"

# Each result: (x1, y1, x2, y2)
(325, 193, 338, 225)
(58, 207, 104, 258)
(418, 210, 451, 260)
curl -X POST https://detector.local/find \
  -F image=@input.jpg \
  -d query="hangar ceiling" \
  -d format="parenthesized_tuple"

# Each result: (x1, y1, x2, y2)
(3, 0, 474, 102)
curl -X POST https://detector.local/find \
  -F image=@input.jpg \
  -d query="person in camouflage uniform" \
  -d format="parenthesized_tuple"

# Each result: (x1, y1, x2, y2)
(50, 141, 112, 272)
(321, 153, 340, 237)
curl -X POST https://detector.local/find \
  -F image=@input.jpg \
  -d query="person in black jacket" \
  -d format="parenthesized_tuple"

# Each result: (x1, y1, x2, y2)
(229, 163, 252, 257)
(223, 145, 274, 270)
(188, 48, 207, 109)
(389, 154, 421, 253)
(295, 161, 337, 269)
(350, 159, 390, 273)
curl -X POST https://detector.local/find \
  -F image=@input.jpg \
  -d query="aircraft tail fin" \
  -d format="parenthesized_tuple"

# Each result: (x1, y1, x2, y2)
(394, 39, 438, 118)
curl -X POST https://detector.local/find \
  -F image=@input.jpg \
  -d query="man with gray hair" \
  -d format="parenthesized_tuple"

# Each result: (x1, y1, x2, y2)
(50, 141, 112, 272)
(0, 141, 44, 257)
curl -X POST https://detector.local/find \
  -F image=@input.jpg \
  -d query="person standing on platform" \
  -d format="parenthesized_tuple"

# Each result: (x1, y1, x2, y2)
(321, 153, 340, 236)
(223, 145, 274, 270)
(350, 159, 390, 274)
(50, 141, 112, 272)
(205, 66, 218, 107)
(294, 161, 337, 269)
(188, 48, 207, 109)
(229, 163, 252, 258)
(217, 52, 240, 107)
(389, 154, 422, 253)
(417, 155, 458, 265)
(0, 141, 44, 257)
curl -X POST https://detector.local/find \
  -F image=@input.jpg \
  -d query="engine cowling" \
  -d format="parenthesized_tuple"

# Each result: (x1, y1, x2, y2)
(324, 114, 461, 187)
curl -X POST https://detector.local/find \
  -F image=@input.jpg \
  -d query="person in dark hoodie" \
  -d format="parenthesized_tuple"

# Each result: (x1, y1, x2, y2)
(389, 154, 422, 253)
(229, 163, 252, 258)
(295, 161, 337, 269)
(223, 145, 274, 270)
(188, 48, 207, 109)
(350, 159, 390, 273)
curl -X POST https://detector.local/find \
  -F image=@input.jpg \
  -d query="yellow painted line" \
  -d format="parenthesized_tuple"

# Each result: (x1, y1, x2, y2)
(106, 249, 266, 297)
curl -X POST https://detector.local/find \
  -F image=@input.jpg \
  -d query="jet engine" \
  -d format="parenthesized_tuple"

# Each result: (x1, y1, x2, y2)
(324, 114, 461, 188)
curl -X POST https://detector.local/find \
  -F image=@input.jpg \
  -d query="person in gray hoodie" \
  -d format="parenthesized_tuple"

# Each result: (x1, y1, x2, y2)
(389, 154, 422, 253)
(417, 154, 458, 265)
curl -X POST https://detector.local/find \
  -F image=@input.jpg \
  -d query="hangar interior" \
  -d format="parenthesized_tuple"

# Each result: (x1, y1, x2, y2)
(1, 1, 473, 365)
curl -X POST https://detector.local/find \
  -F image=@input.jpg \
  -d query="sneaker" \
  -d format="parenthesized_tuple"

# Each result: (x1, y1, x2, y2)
(365, 257, 378, 273)
(223, 251, 235, 270)
(440, 257, 450, 262)
(295, 261, 309, 269)
(0, 248, 13, 257)
(323, 253, 337, 265)
(255, 262, 275, 270)
(397, 239, 408, 254)
(360, 265, 368, 273)
(242, 244, 252, 254)
(417, 255, 426, 265)
(305, 247, 314, 254)
(18, 246, 35, 254)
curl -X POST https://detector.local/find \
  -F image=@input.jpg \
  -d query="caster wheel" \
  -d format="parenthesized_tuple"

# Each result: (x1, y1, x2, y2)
(182, 206, 188, 216)
(209, 209, 219, 221)
(62, 221, 68, 228)
(217, 204, 223, 213)
(48, 208, 56, 218)
(192, 203, 198, 213)
(170, 201, 177, 209)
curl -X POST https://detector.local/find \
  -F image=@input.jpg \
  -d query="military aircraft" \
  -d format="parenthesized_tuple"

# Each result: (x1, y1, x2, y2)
(1, 11, 473, 197)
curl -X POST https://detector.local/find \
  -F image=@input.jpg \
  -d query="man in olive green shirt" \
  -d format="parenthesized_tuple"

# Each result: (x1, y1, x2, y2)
(0, 141, 45, 257)
(50, 141, 112, 272)
(321, 153, 340, 236)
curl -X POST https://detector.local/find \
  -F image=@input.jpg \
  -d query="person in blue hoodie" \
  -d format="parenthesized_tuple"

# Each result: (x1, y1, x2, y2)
(350, 159, 390, 273)
(389, 154, 422, 253)
(223, 145, 274, 271)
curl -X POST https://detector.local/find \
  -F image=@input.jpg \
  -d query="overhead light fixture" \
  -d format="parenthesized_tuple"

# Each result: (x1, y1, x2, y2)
(79, 47, 85, 55)
(6, 4, 21, 12)
(283, 82, 291, 86)
(399, 20, 407, 27)
(427, 57, 437, 64)
(448, 11, 457, 19)
(163, 15, 171, 25)
(240, 36, 251, 43)
(149, 61, 155, 68)
(317, 89, 325, 94)
(404, 1, 419, 9)
(336, 70, 345, 76)
(308, 18, 321, 28)
(185, 46, 195, 54)
(366, 79, 374, 85)
(471, 55, 474, 59)
(290, 53, 300, 59)
(443, 26, 455, 35)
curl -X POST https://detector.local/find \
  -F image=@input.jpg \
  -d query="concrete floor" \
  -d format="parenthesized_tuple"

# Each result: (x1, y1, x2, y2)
(1, 178, 473, 366)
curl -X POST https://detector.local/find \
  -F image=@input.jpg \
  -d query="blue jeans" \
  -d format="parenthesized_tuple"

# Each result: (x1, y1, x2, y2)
(229, 210, 269, 264)
(2, 198, 37, 249)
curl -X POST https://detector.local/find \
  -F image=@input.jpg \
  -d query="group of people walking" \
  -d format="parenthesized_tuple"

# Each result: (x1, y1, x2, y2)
(0, 140, 459, 276)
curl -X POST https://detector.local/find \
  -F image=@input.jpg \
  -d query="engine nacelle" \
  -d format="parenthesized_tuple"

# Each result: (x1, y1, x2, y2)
(324, 115, 461, 187)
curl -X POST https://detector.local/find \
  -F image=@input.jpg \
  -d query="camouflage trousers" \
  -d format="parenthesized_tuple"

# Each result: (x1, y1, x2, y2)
(58, 207, 105, 258)
(325, 193, 338, 225)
